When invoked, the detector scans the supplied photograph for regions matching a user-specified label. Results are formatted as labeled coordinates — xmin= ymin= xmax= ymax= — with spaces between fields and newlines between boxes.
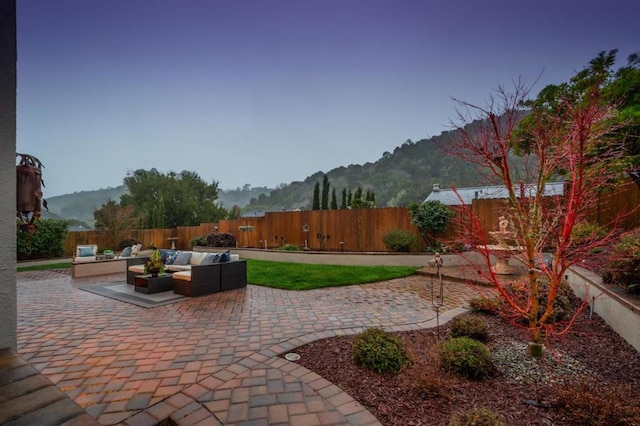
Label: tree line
xmin=311 ymin=174 xmax=376 ymax=210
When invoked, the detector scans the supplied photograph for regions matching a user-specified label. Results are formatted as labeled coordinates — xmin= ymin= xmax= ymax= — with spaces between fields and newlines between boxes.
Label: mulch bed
xmin=294 ymin=308 xmax=640 ymax=425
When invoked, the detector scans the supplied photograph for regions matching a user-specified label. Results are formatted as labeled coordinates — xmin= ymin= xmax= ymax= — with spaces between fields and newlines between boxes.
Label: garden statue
xmin=16 ymin=153 xmax=47 ymax=231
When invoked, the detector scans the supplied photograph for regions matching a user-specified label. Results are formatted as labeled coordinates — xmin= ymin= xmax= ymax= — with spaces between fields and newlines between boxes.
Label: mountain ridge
xmin=44 ymin=129 xmax=483 ymax=227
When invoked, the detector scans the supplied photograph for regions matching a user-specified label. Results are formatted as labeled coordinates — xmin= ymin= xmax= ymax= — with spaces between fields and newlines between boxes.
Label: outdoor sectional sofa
xmin=126 ymin=250 xmax=247 ymax=297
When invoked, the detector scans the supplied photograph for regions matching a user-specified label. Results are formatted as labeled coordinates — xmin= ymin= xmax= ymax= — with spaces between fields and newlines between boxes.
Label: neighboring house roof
xmin=424 ymin=182 xmax=564 ymax=206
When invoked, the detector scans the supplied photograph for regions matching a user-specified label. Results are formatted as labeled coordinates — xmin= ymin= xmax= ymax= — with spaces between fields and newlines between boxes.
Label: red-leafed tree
xmin=442 ymin=67 xmax=628 ymax=354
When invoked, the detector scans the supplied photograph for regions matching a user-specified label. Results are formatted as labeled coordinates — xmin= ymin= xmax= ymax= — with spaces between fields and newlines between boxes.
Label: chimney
xmin=432 ymin=183 xmax=441 ymax=192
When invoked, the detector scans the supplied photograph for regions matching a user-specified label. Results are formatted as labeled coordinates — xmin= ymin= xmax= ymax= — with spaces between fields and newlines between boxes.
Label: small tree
xmin=341 ymin=188 xmax=347 ymax=209
xmin=408 ymin=200 xmax=452 ymax=248
xmin=331 ymin=188 xmax=338 ymax=209
xmin=94 ymin=199 xmax=138 ymax=250
xmin=442 ymin=66 xmax=625 ymax=352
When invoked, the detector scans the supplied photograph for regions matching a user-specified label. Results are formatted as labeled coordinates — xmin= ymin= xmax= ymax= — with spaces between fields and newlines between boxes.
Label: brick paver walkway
xmin=16 ymin=270 xmax=483 ymax=425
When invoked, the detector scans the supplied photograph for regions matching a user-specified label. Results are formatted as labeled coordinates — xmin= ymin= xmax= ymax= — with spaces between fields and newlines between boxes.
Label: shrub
xmin=605 ymin=228 xmax=640 ymax=294
xmin=206 ymin=232 xmax=237 ymax=247
xmin=503 ymin=277 xmax=574 ymax=323
xmin=468 ymin=297 xmax=503 ymax=315
xmin=17 ymin=219 xmax=68 ymax=260
xmin=449 ymin=315 xmax=489 ymax=342
xmin=279 ymin=243 xmax=300 ymax=251
xmin=571 ymin=221 xmax=607 ymax=251
xmin=405 ymin=363 xmax=453 ymax=400
xmin=554 ymin=379 xmax=640 ymax=425
xmin=448 ymin=407 xmax=506 ymax=426
xmin=437 ymin=337 xmax=493 ymax=380
xmin=352 ymin=328 xmax=410 ymax=373
xmin=382 ymin=229 xmax=418 ymax=252
xmin=189 ymin=235 xmax=208 ymax=248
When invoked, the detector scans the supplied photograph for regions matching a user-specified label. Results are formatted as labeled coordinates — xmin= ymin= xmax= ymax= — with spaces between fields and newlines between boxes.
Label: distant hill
xmin=44 ymin=126 xmax=496 ymax=225
xmin=45 ymin=186 xmax=129 ymax=228
xmin=44 ymin=184 xmax=274 ymax=228
xmin=244 ymin=130 xmax=484 ymax=212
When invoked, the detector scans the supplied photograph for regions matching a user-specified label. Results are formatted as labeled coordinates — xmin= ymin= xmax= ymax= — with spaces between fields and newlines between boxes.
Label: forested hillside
xmin=245 ymin=130 xmax=483 ymax=212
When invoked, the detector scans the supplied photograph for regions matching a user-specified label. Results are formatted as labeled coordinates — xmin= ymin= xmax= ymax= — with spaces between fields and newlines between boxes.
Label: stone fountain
xmin=486 ymin=215 xmax=519 ymax=275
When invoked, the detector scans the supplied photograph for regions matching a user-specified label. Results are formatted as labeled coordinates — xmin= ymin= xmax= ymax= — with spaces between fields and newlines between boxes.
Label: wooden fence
xmin=64 ymin=208 xmax=429 ymax=256
xmin=64 ymin=179 xmax=640 ymax=256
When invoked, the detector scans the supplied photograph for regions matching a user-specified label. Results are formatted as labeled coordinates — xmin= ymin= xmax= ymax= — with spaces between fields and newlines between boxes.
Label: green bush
xmin=437 ymin=337 xmax=493 ymax=380
xmin=571 ymin=221 xmax=607 ymax=250
xmin=189 ymin=235 xmax=208 ymax=248
xmin=448 ymin=407 xmax=506 ymax=426
xmin=279 ymin=243 xmax=300 ymax=251
xmin=449 ymin=315 xmax=489 ymax=342
xmin=605 ymin=228 xmax=640 ymax=294
xmin=468 ymin=297 xmax=503 ymax=315
xmin=17 ymin=219 xmax=68 ymax=260
xmin=382 ymin=229 xmax=418 ymax=252
xmin=503 ymin=278 xmax=574 ymax=323
xmin=352 ymin=328 xmax=410 ymax=373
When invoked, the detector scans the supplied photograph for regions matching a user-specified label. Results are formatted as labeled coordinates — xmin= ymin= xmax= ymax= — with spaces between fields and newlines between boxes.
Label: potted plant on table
xmin=144 ymin=244 xmax=165 ymax=277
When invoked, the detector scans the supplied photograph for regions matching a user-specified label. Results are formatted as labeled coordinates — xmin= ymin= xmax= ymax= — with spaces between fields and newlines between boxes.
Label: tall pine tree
xmin=312 ymin=182 xmax=320 ymax=210
xmin=321 ymin=174 xmax=330 ymax=210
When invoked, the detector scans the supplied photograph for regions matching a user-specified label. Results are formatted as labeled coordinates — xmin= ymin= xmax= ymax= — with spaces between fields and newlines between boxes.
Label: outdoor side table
xmin=134 ymin=274 xmax=174 ymax=294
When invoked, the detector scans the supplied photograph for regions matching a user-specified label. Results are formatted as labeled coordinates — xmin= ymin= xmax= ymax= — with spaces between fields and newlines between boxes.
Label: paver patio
xmin=15 ymin=269 xmax=484 ymax=425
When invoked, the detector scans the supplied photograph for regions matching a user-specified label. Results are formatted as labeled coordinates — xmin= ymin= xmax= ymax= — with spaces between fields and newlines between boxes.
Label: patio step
xmin=0 ymin=348 xmax=97 ymax=425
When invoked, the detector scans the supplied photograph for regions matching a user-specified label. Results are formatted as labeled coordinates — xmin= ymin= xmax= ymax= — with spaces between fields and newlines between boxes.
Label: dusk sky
xmin=16 ymin=0 xmax=639 ymax=197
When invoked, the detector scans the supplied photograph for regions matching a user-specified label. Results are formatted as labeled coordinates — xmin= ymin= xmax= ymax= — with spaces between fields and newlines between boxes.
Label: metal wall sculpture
xmin=16 ymin=153 xmax=47 ymax=230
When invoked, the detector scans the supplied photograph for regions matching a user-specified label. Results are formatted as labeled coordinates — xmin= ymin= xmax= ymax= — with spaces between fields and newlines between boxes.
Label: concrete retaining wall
xmin=566 ymin=267 xmax=640 ymax=352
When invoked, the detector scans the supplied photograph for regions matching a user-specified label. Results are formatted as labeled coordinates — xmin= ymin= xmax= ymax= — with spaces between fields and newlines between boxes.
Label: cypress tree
xmin=331 ymin=188 xmax=338 ymax=209
xmin=321 ymin=174 xmax=330 ymax=210
xmin=341 ymin=188 xmax=347 ymax=209
xmin=312 ymin=182 xmax=320 ymax=210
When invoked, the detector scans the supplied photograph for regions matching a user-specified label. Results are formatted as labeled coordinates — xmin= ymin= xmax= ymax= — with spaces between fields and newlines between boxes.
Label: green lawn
xmin=246 ymin=259 xmax=418 ymax=290
xmin=17 ymin=262 xmax=72 ymax=272
xmin=16 ymin=259 xmax=417 ymax=291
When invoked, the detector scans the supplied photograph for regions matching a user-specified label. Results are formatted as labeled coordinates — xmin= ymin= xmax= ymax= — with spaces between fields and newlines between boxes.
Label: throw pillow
xmin=165 ymin=253 xmax=178 ymax=265
xmin=131 ymin=244 xmax=142 ymax=257
xmin=200 ymin=253 xmax=214 ymax=265
xmin=219 ymin=250 xmax=231 ymax=263
xmin=209 ymin=253 xmax=221 ymax=263
xmin=120 ymin=246 xmax=132 ymax=257
xmin=173 ymin=251 xmax=192 ymax=265
xmin=160 ymin=249 xmax=176 ymax=263
xmin=78 ymin=246 xmax=95 ymax=257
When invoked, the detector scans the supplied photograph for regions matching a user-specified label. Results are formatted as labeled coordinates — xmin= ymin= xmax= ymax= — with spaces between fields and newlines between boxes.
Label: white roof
xmin=424 ymin=182 xmax=564 ymax=206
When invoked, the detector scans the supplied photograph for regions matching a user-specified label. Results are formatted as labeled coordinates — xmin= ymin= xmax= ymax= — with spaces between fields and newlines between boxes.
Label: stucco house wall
xmin=0 ymin=0 xmax=17 ymax=351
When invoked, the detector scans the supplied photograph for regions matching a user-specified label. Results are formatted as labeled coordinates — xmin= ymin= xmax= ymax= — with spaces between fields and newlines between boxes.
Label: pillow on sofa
xmin=209 ymin=253 xmax=221 ymax=264
xmin=165 ymin=253 xmax=178 ymax=265
xmin=219 ymin=250 xmax=231 ymax=263
xmin=189 ymin=252 xmax=206 ymax=265
xmin=77 ymin=245 xmax=96 ymax=257
xmin=173 ymin=251 xmax=192 ymax=265
xmin=120 ymin=246 xmax=132 ymax=257
xmin=131 ymin=244 xmax=142 ymax=257
xmin=199 ymin=253 xmax=214 ymax=264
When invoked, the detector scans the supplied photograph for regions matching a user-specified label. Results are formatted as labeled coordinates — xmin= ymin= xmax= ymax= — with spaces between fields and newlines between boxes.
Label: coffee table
xmin=134 ymin=274 xmax=174 ymax=294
